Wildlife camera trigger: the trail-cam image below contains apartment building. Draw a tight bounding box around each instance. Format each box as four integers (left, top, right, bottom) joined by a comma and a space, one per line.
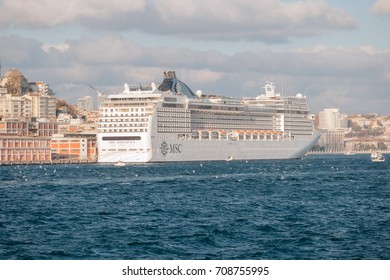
0, 94, 24, 119
0, 92, 56, 121
23, 93, 57, 121
29, 81, 54, 96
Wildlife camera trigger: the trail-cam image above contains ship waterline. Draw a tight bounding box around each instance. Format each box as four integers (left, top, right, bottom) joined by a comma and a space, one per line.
97, 71, 320, 163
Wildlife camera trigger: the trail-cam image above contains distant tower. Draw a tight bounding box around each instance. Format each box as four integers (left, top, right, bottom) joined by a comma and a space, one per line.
84, 96, 93, 111
318, 108, 348, 130
77, 96, 94, 111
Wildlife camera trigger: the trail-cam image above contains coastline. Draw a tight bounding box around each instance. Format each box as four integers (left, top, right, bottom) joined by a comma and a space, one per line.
0, 159, 97, 166
1, 151, 389, 166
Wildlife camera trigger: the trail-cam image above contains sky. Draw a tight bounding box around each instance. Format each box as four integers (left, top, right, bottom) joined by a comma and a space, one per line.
0, 0, 389, 114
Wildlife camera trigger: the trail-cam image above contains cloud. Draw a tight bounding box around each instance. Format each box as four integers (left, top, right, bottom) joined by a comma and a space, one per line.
42, 43, 70, 53
180, 69, 224, 85
64, 34, 145, 65
0, 0, 357, 43
372, 0, 390, 15
1, 35, 389, 114
0, 35, 47, 65
0, 0, 145, 28
147, 0, 357, 42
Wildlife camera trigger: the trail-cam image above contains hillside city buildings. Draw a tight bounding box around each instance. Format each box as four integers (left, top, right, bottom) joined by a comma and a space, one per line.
0, 68, 389, 164
316, 108, 390, 153
0, 69, 97, 164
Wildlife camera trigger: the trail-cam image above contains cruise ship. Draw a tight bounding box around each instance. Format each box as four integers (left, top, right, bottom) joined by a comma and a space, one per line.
97, 71, 320, 163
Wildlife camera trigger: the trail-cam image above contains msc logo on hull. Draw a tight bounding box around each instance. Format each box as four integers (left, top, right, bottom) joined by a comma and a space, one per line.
160, 141, 182, 157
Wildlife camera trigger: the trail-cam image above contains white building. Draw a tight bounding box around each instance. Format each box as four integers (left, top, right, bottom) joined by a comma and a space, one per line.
29, 81, 54, 96
318, 108, 348, 130
0, 94, 24, 119
0, 92, 57, 121
317, 108, 349, 153
23, 93, 57, 121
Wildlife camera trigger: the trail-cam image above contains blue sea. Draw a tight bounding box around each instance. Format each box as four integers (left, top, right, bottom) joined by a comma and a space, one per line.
0, 155, 389, 260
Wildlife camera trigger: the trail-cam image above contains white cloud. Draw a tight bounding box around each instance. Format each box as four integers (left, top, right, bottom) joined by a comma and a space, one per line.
149, 0, 357, 42
65, 34, 145, 65
0, 0, 145, 27
0, 0, 356, 43
372, 0, 390, 15
181, 69, 224, 84
41, 43, 70, 53
312, 88, 352, 109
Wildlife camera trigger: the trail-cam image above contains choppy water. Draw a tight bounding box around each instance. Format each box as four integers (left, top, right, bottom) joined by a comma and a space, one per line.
0, 155, 389, 260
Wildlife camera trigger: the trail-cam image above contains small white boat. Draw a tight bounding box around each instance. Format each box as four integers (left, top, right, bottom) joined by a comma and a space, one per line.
371, 151, 385, 162
114, 160, 126, 166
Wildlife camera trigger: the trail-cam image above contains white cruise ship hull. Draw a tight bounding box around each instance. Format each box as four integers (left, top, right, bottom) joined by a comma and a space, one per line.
150, 134, 320, 162
97, 133, 320, 163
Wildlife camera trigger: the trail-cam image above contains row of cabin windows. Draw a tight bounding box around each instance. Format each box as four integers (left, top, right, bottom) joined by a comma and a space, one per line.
99, 123, 147, 128
99, 118, 148, 122
103, 108, 145, 113
100, 113, 145, 117
99, 129, 147, 133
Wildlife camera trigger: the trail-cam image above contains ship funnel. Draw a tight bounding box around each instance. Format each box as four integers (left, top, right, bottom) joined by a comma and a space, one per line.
158, 70, 196, 98
163, 71, 177, 79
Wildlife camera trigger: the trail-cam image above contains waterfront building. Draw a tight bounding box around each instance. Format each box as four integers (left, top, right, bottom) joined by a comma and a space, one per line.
50, 133, 97, 162
0, 120, 58, 137
317, 108, 349, 153
0, 133, 52, 163
317, 130, 346, 153
0, 119, 57, 163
